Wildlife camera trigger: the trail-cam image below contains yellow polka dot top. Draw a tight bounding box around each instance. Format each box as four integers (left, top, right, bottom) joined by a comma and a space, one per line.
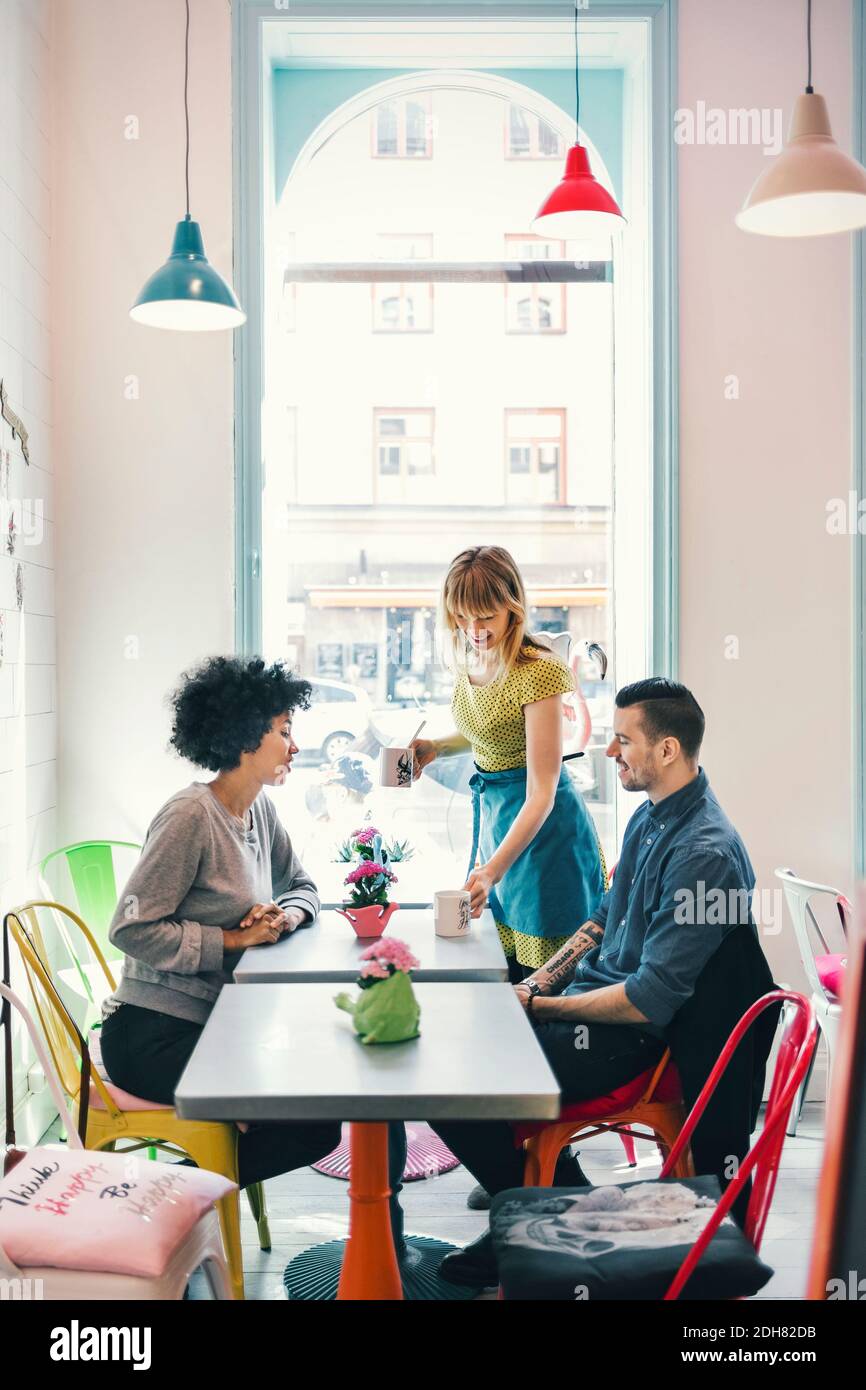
452, 647, 575, 772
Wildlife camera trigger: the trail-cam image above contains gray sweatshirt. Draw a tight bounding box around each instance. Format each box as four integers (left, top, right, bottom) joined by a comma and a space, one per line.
105, 782, 319, 1024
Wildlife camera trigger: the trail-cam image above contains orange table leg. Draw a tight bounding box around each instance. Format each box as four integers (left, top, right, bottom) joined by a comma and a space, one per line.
337, 1121, 403, 1300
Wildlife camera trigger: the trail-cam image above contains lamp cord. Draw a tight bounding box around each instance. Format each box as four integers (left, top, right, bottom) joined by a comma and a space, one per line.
184, 0, 191, 217
806, 0, 814, 93
574, 1, 580, 134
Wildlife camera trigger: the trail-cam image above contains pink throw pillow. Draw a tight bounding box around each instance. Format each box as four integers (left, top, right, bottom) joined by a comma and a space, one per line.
815, 952, 846, 1000
0, 1145, 235, 1278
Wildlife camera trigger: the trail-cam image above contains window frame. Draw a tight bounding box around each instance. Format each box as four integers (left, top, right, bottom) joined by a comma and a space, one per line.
504, 407, 567, 506
372, 407, 436, 503
371, 232, 435, 333
504, 232, 567, 334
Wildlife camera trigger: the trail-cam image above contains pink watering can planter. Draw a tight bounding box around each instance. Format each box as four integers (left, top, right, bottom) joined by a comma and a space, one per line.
336, 902, 401, 938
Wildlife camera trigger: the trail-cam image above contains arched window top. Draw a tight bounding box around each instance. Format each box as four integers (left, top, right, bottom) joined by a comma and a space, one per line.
282, 69, 616, 202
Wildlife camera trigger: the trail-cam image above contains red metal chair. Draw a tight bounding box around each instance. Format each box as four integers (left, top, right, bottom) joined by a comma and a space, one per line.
514, 1047, 693, 1184
662, 989, 817, 1298
495, 990, 816, 1300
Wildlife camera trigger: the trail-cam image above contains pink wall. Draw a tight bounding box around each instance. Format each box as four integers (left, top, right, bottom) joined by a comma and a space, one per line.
52, 0, 236, 839
678, 0, 855, 1000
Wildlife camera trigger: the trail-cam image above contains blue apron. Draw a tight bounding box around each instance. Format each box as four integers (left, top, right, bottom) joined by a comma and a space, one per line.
467, 764, 604, 939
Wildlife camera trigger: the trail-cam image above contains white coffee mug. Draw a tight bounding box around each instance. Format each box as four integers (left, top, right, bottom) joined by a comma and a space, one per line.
434, 890, 472, 937
380, 745, 414, 788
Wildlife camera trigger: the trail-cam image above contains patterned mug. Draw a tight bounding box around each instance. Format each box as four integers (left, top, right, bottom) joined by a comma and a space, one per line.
434, 890, 472, 938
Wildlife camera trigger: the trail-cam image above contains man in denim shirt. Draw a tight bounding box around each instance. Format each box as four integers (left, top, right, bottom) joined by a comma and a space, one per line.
435, 678, 766, 1288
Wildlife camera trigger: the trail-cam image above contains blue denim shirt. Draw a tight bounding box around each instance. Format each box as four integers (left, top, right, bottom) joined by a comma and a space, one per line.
563, 769, 756, 1032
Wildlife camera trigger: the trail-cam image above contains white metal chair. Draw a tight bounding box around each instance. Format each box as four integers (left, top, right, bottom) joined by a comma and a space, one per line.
774, 868, 850, 1135
0, 981, 233, 1300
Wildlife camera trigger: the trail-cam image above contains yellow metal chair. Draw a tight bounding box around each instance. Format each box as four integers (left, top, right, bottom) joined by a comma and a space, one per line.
7, 902, 271, 1300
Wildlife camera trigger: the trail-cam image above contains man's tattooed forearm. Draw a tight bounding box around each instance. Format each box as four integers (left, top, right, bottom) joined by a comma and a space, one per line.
545, 924, 604, 986
545, 945, 578, 986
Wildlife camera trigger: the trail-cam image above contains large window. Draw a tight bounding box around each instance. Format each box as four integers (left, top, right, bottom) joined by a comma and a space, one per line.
248, 20, 660, 877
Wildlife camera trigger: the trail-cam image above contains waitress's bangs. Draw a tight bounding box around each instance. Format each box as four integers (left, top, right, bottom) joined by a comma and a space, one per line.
444, 564, 515, 622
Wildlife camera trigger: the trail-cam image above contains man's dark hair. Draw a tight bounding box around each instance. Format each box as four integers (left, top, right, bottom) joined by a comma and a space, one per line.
615, 678, 705, 760
169, 656, 311, 771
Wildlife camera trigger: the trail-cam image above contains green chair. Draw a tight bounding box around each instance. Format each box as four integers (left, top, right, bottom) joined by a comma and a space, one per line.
40, 840, 141, 966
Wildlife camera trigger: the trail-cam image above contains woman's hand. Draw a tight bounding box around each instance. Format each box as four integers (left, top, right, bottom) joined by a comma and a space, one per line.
279, 906, 307, 934
463, 863, 497, 917
409, 738, 438, 779
225, 901, 300, 950
239, 901, 287, 931
224, 916, 282, 950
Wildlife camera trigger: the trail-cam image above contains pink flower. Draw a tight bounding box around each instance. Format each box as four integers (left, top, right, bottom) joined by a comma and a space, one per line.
359, 936, 419, 975
344, 861, 395, 886
359, 959, 390, 981
352, 826, 380, 845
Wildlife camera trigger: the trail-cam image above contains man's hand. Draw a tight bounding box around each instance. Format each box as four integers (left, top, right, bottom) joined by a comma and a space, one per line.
514, 983, 532, 1011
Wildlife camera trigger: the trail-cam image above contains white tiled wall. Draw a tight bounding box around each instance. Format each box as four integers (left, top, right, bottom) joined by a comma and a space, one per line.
0, 0, 57, 1141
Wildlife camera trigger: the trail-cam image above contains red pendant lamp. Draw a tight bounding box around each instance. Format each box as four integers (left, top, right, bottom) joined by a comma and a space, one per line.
532, 3, 625, 238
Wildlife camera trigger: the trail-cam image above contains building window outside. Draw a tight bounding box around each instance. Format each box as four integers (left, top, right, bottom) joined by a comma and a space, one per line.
505, 234, 566, 333
373, 95, 433, 158
506, 104, 565, 159
372, 233, 434, 332
375, 409, 435, 502
505, 409, 566, 505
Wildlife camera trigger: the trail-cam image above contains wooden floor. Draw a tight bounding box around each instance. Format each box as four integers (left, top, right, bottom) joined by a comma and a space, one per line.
185, 1103, 825, 1301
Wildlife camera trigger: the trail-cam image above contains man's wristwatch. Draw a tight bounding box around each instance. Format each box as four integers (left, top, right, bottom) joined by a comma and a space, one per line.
525, 979, 542, 997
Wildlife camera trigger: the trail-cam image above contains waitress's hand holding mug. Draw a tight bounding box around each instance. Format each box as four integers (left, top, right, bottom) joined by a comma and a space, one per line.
464, 862, 497, 917
409, 737, 438, 779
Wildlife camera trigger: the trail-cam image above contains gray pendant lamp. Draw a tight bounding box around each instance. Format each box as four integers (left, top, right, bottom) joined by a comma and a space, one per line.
736, 0, 866, 237
130, 0, 245, 330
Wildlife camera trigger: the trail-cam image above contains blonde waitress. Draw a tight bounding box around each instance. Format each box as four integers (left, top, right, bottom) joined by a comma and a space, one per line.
412, 546, 605, 983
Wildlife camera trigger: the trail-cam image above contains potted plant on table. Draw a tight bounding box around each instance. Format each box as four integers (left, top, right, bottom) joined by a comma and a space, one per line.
334, 937, 421, 1044
337, 837, 400, 937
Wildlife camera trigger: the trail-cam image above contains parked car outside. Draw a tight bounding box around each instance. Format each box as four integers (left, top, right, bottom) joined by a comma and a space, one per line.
293, 678, 372, 763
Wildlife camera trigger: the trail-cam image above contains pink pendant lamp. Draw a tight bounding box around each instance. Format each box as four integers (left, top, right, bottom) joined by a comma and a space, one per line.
533, 3, 625, 239
737, 0, 866, 237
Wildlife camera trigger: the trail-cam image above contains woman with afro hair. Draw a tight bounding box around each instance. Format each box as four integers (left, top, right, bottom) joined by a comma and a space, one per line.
99, 655, 342, 1189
